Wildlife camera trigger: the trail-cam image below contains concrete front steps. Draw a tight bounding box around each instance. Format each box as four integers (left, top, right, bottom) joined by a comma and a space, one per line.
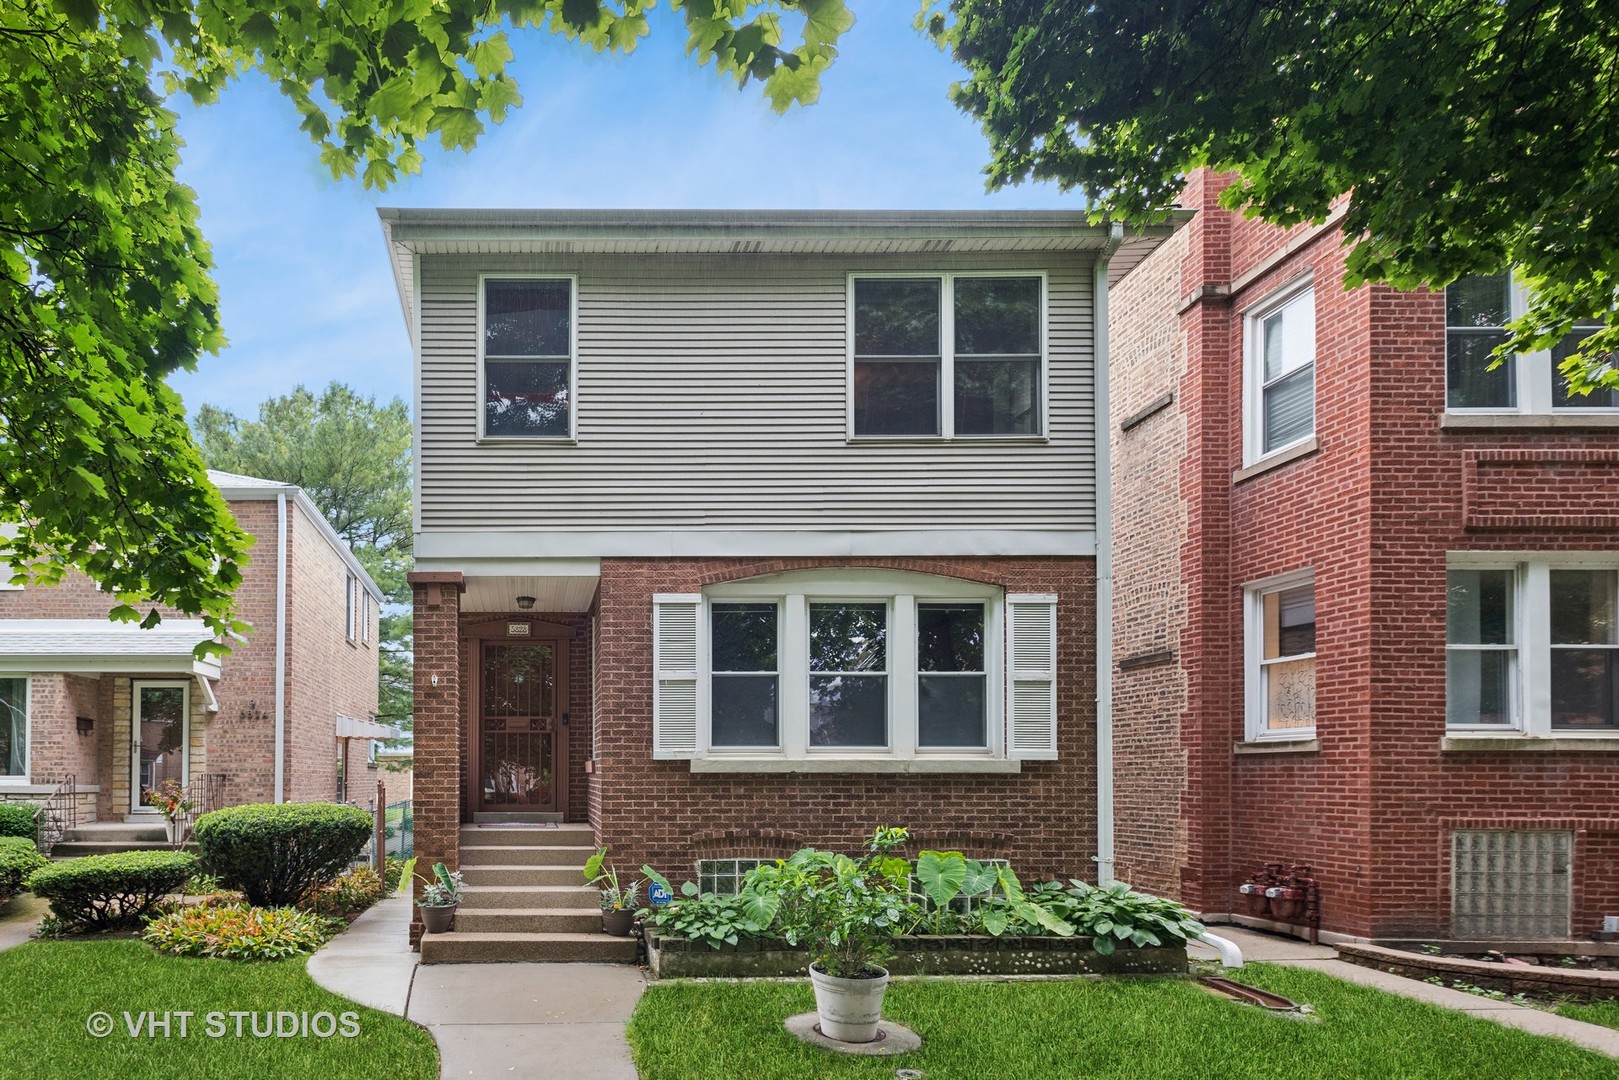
419, 818, 637, 964
52, 821, 177, 858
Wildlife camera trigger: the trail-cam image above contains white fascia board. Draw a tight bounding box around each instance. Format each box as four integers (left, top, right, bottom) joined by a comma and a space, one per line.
0, 655, 221, 679
413, 530, 1097, 563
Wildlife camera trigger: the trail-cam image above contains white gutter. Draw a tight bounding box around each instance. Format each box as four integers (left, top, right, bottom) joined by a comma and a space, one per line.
274, 491, 288, 804
1094, 221, 1124, 886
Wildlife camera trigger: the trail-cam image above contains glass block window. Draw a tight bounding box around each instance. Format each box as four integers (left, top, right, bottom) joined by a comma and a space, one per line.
1452, 830, 1571, 939
696, 858, 769, 896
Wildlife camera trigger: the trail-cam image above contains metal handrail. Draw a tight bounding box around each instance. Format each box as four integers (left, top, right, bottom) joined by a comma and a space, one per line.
33, 774, 77, 855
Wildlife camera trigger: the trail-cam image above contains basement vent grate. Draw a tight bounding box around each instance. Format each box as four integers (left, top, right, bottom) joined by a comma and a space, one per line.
1451, 830, 1572, 939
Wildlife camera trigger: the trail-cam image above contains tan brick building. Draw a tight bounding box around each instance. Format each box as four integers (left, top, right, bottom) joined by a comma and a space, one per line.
1109, 169, 1619, 941
0, 471, 391, 822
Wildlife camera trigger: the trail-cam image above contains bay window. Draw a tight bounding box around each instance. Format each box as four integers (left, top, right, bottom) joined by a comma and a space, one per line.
653, 571, 1057, 766
1447, 556, 1619, 734
851, 273, 1044, 439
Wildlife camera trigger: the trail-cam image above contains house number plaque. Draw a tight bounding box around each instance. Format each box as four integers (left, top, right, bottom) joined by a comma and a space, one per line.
507, 622, 531, 637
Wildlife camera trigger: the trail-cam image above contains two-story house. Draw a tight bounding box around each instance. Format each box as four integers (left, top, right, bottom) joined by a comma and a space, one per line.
0, 470, 392, 838
1109, 170, 1619, 942
381, 209, 1176, 952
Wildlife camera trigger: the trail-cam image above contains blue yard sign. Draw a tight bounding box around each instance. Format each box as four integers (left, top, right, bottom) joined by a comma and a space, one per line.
648, 882, 673, 906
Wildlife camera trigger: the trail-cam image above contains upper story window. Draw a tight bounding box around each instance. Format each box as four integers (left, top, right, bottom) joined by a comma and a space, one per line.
1447, 556, 1619, 734
1244, 281, 1316, 464
1446, 274, 1618, 412
361, 590, 372, 646
851, 274, 1044, 439
1244, 571, 1317, 741
651, 570, 1059, 765
345, 573, 358, 643
481, 277, 575, 439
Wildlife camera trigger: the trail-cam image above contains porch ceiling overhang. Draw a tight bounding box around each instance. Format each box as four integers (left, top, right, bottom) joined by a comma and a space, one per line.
0, 619, 221, 679
336, 714, 404, 740
462, 574, 599, 613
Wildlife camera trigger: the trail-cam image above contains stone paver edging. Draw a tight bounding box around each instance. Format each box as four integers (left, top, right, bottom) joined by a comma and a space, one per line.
1337, 942, 1619, 1002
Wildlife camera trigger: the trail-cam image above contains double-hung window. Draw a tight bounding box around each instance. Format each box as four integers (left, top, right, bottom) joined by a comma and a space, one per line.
1446, 273, 1618, 412
1244, 282, 1316, 463
851, 274, 1044, 438
1244, 573, 1317, 740
652, 571, 1058, 765
344, 573, 358, 643
481, 277, 576, 439
1447, 556, 1619, 734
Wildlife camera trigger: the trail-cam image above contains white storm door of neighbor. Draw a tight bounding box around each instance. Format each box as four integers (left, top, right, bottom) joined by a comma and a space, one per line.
132, 681, 189, 813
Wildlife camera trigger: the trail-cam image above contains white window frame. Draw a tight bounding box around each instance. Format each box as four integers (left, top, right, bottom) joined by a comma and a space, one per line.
345, 573, 358, 643
1448, 551, 1619, 737
0, 674, 29, 784
361, 590, 372, 647
1242, 277, 1317, 467
698, 570, 1007, 762
1445, 274, 1619, 415
1444, 564, 1523, 731
845, 271, 1048, 442
1243, 568, 1317, 742
476, 273, 580, 443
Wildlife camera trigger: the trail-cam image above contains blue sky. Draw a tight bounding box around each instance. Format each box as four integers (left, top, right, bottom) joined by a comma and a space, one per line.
166, 5, 1076, 418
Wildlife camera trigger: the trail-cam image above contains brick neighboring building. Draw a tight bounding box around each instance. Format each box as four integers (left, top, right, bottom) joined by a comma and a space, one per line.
1109, 169, 1619, 941
382, 209, 1176, 948
0, 471, 391, 821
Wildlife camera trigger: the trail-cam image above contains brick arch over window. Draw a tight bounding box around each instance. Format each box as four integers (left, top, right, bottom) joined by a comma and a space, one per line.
691, 558, 1011, 592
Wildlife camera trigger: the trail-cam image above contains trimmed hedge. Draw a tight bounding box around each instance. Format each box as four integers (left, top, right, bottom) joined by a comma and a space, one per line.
26, 850, 196, 929
0, 803, 38, 842
194, 803, 373, 907
0, 836, 47, 905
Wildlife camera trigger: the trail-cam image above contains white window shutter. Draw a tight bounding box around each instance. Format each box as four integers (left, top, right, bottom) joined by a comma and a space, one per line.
1006, 594, 1058, 760
652, 594, 702, 759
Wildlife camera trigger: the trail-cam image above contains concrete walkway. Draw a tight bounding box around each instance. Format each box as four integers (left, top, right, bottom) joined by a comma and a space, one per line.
0, 893, 47, 952
1190, 926, 1619, 1059
307, 895, 646, 1079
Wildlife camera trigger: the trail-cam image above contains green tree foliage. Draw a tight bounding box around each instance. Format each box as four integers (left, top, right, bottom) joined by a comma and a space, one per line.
928, 0, 1619, 394
195, 384, 414, 728
2, 0, 852, 640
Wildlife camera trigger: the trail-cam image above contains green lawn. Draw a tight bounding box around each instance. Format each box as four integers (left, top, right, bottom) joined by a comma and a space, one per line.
1557, 998, 1619, 1033
628, 965, 1619, 1080
0, 939, 437, 1080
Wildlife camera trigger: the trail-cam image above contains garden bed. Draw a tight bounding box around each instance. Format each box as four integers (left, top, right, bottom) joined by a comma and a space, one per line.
1338, 943, 1619, 1002
646, 930, 1186, 979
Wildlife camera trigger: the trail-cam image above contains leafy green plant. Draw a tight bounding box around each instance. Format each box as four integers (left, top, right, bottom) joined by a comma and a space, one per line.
25, 850, 196, 930
584, 847, 644, 912
192, 802, 373, 906
384, 855, 412, 895
416, 863, 463, 908
912, 850, 1008, 935
0, 803, 38, 842
143, 902, 340, 961
0, 835, 47, 905
300, 867, 385, 918
1027, 879, 1204, 956
640, 879, 771, 949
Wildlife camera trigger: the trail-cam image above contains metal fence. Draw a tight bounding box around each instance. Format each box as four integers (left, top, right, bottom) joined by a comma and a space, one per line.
352, 778, 412, 872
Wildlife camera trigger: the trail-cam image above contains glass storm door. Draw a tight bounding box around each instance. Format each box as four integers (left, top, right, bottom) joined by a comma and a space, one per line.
132, 682, 188, 813
479, 643, 559, 810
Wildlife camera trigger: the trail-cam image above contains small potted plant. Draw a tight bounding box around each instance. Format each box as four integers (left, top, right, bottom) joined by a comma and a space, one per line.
583, 847, 643, 936
767, 827, 912, 1043
142, 779, 195, 849
416, 862, 464, 934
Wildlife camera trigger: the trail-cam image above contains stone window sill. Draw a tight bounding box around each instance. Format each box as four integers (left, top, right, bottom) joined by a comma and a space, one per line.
1233, 739, 1320, 756
689, 757, 1023, 775
1233, 437, 1320, 484
1442, 735, 1619, 753
1440, 413, 1619, 431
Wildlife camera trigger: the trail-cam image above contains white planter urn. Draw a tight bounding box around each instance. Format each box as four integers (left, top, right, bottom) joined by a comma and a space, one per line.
809, 962, 889, 1043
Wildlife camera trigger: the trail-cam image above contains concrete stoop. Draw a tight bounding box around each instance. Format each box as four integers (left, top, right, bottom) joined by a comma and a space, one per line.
420, 820, 637, 964
51, 822, 179, 858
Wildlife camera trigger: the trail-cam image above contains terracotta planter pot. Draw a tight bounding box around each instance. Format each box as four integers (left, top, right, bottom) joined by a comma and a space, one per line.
420, 904, 457, 934
602, 908, 635, 936
809, 963, 889, 1043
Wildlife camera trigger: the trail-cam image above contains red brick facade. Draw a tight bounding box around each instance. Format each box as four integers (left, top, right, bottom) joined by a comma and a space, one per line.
0, 490, 382, 819
1110, 169, 1619, 939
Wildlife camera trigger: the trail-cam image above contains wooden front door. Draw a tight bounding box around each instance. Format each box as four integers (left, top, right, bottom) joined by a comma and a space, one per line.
476, 640, 566, 812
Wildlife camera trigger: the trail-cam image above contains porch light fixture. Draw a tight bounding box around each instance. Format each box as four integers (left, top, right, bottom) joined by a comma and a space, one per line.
516, 595, 536, 610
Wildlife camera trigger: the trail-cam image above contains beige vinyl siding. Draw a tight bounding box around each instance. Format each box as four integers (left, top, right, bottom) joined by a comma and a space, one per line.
418, 251, 1095, 532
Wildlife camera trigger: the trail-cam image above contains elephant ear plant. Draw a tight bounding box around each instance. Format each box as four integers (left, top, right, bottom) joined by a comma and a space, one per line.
914, 849, 1076, 938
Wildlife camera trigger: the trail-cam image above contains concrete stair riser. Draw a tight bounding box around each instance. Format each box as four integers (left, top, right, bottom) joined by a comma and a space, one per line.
460, 865, 590, 887
471, 812, 564, 824
419, 932, 637, 965
458, 845, 594, 867
459, 825, 594, 845
62, 825, 168, 843
453, 908, 605, 933
459, 885, 601, 910
51, 841, 192, 858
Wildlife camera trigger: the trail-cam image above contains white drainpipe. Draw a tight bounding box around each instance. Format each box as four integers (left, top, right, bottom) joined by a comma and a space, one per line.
1094, 222, 1123, 885
1195, 930, 1246, 968
274, 490, 288, 803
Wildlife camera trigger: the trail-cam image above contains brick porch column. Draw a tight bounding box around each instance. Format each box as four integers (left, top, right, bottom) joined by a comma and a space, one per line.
408, 571, 464, 946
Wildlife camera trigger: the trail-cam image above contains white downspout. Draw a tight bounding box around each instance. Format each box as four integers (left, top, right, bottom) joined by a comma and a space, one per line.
1094, 221, 1124, 886
274, 490, 288, 803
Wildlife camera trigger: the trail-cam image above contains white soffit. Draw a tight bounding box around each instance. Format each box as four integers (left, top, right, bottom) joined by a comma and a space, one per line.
336, 714, 405, 741
462, 575, 599, 614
